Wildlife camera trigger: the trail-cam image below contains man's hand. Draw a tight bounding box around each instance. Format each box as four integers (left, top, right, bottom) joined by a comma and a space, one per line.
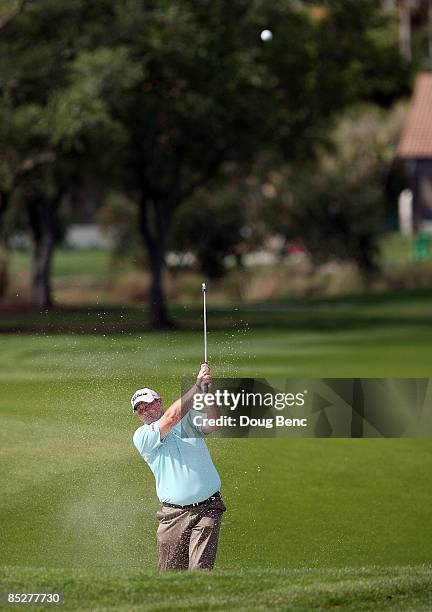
196, 363, 221, 434
159, 364, 212, 439
196, 363, 211, 392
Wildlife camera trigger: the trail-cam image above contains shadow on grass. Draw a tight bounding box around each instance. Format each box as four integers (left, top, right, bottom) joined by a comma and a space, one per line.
0, 288, 432, 334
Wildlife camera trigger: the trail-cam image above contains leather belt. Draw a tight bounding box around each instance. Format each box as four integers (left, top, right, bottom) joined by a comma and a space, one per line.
162, 491, 220, 510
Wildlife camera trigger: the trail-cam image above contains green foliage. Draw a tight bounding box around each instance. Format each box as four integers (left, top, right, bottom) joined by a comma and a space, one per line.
169, 187, 245, 278
260, 103, 406, 272
0, 0, 413, 314
0, 247, 8, 296
290, 173, 383, 271
0, 0, 410, 193
0, 0, 19, 14
0, 92, 47, 192
45, 47, 139, 155
96, 192, 144, 265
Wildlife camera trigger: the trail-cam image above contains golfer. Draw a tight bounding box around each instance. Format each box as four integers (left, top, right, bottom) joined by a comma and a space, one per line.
131, 363, 226, 571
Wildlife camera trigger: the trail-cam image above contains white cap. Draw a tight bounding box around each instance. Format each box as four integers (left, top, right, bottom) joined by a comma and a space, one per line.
131, 388, 160, 412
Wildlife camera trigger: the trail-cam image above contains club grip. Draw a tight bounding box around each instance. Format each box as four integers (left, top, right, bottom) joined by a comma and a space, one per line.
203, 360, 209, 394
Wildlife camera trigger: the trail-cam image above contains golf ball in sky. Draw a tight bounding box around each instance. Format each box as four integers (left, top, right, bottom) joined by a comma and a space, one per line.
260, 29, 273, 42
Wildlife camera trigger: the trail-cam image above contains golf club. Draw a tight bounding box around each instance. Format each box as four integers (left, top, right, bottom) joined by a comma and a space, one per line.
202, 282, 209, 393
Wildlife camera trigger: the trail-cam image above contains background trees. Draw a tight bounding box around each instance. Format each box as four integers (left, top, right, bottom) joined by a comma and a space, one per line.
0, 0, 417, 323
255, 103, 407, 274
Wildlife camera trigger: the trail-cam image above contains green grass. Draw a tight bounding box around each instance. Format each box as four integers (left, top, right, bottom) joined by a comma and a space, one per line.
1, 292, 432, 609
379, 234, 414, 264
10, 249, 131, 279
1, 288, 432, 377
7, 233, 422, 280
1, 565, 431, 610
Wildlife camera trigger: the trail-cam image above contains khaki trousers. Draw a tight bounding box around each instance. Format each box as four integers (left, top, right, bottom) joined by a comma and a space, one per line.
156, 494, 226, 570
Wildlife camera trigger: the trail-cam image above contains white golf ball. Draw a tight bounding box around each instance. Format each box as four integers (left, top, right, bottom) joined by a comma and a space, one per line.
260, 29, 273, 42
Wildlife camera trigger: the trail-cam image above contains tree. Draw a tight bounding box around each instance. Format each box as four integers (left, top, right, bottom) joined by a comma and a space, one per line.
0, 0, 409, 321
169, 185, 245, 279
100, 0, 405, 326
0, 1, 128, 306
0, 92, 59, 305
0, 0, 31, 31
259, 103, 406, 273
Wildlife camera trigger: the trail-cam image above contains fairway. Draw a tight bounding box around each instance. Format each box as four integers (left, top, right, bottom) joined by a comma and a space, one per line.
1, 566, 431, 611
4, 0, 432, 605
1, 295, 432, 609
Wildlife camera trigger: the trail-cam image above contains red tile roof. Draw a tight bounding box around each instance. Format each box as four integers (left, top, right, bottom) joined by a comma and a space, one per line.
398, 73, 432, 158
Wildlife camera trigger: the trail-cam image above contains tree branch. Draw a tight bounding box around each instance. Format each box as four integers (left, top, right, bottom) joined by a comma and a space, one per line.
137, 197, 156, 250
19, 151, 56, 174
0, 0, 31, 31
0, 191, 10, 227
177, 147, 230, 203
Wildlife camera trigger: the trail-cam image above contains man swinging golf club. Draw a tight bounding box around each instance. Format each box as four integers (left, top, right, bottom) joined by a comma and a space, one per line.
131, 284, 226, 571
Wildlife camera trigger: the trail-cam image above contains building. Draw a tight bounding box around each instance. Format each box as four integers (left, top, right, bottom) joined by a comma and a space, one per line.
397, 72, 432, 232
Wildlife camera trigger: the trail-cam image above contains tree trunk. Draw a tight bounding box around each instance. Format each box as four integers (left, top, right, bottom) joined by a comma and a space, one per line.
148, 240, 171, 329
0, 191, 10, 236
399, 0, 412, 62
27, 197, 57, 308
356, 233, 379, 281
138, 197, 173, 329
31, 233, 54, 307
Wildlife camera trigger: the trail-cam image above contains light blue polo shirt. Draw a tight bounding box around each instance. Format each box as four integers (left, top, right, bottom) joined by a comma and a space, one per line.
133, 410, 221, 506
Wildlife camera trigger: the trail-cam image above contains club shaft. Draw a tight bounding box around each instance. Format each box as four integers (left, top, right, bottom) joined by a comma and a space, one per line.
202, 283, 208, 394
203, 288, 208, 364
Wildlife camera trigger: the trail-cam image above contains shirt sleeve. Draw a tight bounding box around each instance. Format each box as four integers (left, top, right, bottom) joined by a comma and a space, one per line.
182, 409, 208, 437
133, 421, 164, 458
